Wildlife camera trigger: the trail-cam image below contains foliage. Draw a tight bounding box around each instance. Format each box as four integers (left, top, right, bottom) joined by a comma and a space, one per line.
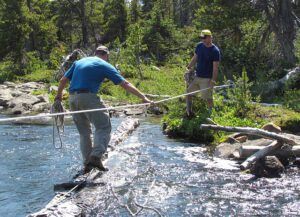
162, 99, 214, 143
0, 57, 17, 83
227, 67, 257, 117
20, 68, 53, 83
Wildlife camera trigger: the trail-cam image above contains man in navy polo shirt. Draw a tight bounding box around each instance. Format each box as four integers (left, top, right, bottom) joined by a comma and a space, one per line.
186, 29, 220, 117
55, 46, 151, 172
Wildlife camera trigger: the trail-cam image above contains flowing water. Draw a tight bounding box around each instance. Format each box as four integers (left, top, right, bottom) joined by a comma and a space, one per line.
0, 116, 299, 217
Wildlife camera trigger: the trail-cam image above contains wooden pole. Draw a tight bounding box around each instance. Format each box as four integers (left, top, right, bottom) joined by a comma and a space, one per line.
235, 145, 300, 159
200, 124, 298, 145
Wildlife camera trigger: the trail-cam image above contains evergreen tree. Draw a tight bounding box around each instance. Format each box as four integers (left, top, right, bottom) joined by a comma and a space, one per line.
102, 0, 127, 43
129, 0, 141, 23
26, 0, 58, 59
0, 0, 31, 73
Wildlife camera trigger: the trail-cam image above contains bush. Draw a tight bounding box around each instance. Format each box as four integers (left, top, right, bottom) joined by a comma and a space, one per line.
162, 99, 214, 143
0, 57, 17, 83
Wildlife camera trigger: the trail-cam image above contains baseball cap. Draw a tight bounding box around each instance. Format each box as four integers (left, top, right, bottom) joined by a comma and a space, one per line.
96, 45, 109, 54
200, 29, 212, 38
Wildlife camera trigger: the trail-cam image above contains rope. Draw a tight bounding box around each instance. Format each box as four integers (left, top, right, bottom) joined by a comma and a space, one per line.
50, 100, 65, 149
0, 84, 232, 124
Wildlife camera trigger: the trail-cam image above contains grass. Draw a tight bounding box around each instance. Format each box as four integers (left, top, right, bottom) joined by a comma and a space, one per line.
101, 65, 186, 104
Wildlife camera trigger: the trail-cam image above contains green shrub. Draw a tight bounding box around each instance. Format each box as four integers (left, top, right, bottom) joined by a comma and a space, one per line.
162, 99, 214, 143
0, 58, 16, 83
20, 69, 54, 83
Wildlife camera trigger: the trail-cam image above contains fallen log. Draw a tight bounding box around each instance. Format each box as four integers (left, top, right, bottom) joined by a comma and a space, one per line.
200, 124, 299, 146
29, 117, 140, 217
234, 145, 300, 159
240, 140, 283, 170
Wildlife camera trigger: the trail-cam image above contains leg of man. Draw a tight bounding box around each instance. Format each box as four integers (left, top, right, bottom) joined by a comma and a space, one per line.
199, 78, 213, 110
69, 94, 93, 166
186, 77, 201, 116
87, 97, 111, 158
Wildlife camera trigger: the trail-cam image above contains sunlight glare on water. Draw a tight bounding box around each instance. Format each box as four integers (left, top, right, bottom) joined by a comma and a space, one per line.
0, 117, 300, 216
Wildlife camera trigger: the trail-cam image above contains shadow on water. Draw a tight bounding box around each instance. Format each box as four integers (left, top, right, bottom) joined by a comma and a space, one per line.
0, 116, 300, 216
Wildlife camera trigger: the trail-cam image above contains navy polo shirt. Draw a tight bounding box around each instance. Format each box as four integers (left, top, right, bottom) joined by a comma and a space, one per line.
64, 56, 125, 93
195, 42, 220, 78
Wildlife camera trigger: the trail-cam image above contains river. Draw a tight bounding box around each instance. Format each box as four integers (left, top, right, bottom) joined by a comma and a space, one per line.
0, 116, 299, 216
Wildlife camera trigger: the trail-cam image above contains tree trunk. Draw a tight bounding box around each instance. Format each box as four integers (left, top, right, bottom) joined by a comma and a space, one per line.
200, 124, 299, 145
234, 145, 300, 159
80, 0, 88, 48
257, 0, 296, 65
240, 140, 283, 170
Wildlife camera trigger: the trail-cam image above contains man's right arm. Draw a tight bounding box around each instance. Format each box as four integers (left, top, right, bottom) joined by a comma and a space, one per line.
55, 76, 69, 101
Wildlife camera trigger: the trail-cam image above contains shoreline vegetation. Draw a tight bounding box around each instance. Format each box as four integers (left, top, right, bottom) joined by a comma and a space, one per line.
0, 65, 299, 138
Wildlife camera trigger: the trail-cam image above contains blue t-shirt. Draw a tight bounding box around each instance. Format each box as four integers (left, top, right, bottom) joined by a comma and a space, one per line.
64, 56, 125, 93
195, 43, 220, 78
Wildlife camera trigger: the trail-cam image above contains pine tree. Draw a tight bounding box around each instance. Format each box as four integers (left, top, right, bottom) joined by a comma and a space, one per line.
0, 0, 31, 73
102, 0, 127, 43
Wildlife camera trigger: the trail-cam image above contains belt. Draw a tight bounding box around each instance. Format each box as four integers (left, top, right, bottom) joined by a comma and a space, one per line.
70, 89, 91, 94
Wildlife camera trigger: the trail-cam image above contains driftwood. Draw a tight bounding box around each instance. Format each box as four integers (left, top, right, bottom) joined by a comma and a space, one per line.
29, 117, 140, 217
234, 145, 300, 159
200, 124, 299, 145
201, 124, 300, 172
240, 140, 283, 170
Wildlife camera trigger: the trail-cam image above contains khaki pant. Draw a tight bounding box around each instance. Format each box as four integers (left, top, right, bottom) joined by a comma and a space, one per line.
69, 93, 111, 165
186, 77, 213, 100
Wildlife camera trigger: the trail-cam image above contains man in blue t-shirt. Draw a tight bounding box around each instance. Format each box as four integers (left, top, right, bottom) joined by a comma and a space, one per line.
186, 29, 220, 117
55, 46, 151, 173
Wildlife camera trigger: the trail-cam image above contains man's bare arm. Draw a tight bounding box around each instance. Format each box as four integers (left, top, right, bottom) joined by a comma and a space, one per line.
55, 76, 69, 101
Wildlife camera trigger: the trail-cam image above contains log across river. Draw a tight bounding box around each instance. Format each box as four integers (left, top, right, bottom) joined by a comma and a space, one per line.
0, 116, 300, 216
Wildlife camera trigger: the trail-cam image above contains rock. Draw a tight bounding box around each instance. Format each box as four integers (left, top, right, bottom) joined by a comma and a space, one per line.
0, 89, 13, 107
124, 108, 145, 116
49, 85, 58, 93
251, 156, 284, 178
32, 102, 50, 113
235, 136, 248, 143
10, 90, 23, 97
3, 81, 16, 88
262, 123, 282, 133
36, 95, 50, 104
214, 143, 241, 158
225, 133, 248, 143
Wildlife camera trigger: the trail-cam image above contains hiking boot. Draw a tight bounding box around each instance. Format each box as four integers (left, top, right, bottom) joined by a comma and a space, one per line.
87, 155, 107, 171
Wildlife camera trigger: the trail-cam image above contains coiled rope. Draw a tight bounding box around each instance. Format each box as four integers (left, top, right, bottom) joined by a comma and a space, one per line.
50, 100, 65, 149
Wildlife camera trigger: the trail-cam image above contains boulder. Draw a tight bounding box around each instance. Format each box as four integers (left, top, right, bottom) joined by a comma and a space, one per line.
251, 156, 284, 178
262, 123, 282, 133
32, 102, 50, 113
124, 108, 145, 116
0, 89, 13, 107
214, 143, 241, 158
3, 81, 16, 88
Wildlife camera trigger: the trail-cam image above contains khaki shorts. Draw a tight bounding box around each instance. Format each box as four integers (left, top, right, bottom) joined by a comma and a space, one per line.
187, 77, 213, 100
